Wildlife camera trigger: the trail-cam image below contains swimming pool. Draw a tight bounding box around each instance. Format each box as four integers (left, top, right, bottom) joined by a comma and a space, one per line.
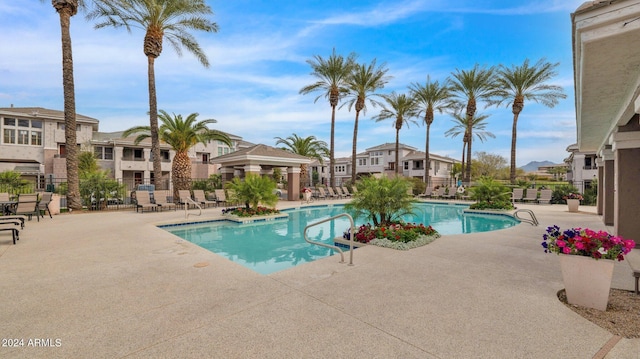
162, 203, 519, 275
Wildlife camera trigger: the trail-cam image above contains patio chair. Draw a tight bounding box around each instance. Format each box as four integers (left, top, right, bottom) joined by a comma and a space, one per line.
511, 188, 524, 203
193, 190, 216, 208
154, 190, 176, 211
432, 187, 445, 199
0, 221, 21, 244
334, 187, 345, 198
178, 190, 195, 209
135, 190, 158, 213
214, 189, 227, 207
341, 186, 352, 198
326, 187, 340, 199
316, 187, 328, 200
537, 189, 553, 204
522, 189, 539, 203
417, 187, 432, 198
0, 215, 27, 229
38, 192, 53, 218
14, 194, 40, 221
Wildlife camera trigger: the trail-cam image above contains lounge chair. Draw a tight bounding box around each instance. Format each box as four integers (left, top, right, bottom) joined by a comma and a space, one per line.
178, 190, 195, 209
135, 190, 158, 213
14, 194, 40, 221
417, 188, 432, 198
0, 221, 21, 244
193, 190, 216, 208
326, 187, 340, 199
511, 188, 524, 203
214, 189, 227, 207
441, 187, 455, 199
341, 186, 352, 198
432, 187, 445, 199
38, 192, 53, 218
537, 189, 553, 204
0, 215, 27, 229
334, 187, 345, 198
154, 190, 176, 211
316, 187, 328, 200
522, 189, 539, 203
350, 186, 358, 194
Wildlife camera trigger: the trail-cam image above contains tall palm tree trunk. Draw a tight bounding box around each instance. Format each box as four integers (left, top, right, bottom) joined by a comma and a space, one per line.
57, 5, 82, 210
395, 126, 400, 175
424, 122, 431, 185
510, 98, 524, 184
351, 110, 361, 184
329, 105, 336, 187
465, 99, 476, 183
148, 56, 163, 189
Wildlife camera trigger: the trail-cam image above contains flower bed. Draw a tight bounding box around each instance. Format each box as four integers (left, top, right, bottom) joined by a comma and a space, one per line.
223, 206, 280, 217
343, 222, 440, 250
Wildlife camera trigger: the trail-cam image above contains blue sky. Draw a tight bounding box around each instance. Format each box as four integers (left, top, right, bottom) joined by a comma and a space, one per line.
1, 0, 583, 166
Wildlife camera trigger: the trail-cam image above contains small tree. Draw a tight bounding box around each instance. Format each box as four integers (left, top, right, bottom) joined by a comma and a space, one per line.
225, 174, 279, 210
0, 170, 30, 194
469, 177, 513, 210
345, 176, 414, 227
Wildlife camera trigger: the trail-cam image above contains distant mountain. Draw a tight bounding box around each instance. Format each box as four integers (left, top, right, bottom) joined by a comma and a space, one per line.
519, 161, 556, 173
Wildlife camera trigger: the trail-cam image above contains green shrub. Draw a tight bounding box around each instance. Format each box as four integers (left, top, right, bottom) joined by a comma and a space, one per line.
345, 176, 414, 227
469, 177, 513, 210
225, 174, 279, 210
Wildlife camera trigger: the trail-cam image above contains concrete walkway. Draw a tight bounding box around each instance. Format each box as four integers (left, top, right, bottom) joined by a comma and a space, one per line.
0, 201, 638, 358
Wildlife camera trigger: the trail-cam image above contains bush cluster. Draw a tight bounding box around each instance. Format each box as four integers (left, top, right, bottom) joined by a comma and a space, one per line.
225, 206, 280, 217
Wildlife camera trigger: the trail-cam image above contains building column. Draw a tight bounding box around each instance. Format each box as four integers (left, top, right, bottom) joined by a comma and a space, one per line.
219, 166, 235, 183
612, 131, 640, 248
599, 148, 614, 226
243, 164, 261, 176
287, 167, 301, 201
595, 158, 603, 215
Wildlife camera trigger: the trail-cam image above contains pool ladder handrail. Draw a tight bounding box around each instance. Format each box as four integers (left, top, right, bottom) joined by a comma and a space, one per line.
513, 209, 538, 226
303, 213, 354, 266
183, 198, 202, 219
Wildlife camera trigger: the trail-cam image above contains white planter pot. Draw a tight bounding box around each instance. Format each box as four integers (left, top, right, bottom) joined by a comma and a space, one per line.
559, 255, 614, 311
303, 192, 311, 202
566, 199, 580, 212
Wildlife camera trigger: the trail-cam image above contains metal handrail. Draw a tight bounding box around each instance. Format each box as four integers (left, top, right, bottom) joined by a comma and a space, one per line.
183, 198, 202, 219
513, 209, 538, 226
303, 213, 354, 266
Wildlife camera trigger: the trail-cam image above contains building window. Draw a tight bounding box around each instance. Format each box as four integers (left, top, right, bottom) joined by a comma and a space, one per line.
2, 117, 41, 146
134, 149, 143, 160
95, 146, 114, 160
218, 147, 223, 156
404, 162, 409, 170
3, 129, 15, 144
358, 158, 367, 166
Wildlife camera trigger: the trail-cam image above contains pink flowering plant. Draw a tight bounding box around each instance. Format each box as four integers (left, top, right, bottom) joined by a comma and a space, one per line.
344, 222, 438, 244
542, 225, 635, 261
226, 206, 280, 217
302, 187, 312, 193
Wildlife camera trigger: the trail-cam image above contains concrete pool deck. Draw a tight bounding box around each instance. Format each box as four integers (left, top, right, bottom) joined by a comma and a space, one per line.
0, 200, 638, 358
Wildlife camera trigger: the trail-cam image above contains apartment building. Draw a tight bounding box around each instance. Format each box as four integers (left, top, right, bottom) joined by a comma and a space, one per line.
0, 107, 242, 189
310, 142, 457, 187
564, 143, 597, 193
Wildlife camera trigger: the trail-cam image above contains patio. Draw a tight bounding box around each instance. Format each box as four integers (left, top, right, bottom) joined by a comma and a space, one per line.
0, 201, 638, 358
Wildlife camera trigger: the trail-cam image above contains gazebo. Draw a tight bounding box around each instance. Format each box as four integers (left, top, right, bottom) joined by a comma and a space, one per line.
213, 144, 312, 201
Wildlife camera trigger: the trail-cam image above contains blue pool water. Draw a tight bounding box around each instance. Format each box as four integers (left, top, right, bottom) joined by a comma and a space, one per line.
162, 203, 518, 275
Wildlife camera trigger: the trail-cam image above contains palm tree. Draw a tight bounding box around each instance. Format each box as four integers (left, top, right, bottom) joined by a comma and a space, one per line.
373, 92, 419, 175
122, 110, 231, 199
409, 76, 453, 186
299, 49, 357, 188
445, 112, 495, 177
492, 59, 566, 183
88, 0, 218, 189
450, 64, 497, 183
274, 134, 329, 188
342, 59, 390, 183
40, 0, 85, 210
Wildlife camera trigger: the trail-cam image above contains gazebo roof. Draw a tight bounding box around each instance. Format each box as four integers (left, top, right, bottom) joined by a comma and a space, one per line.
213, 144, 312, 167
